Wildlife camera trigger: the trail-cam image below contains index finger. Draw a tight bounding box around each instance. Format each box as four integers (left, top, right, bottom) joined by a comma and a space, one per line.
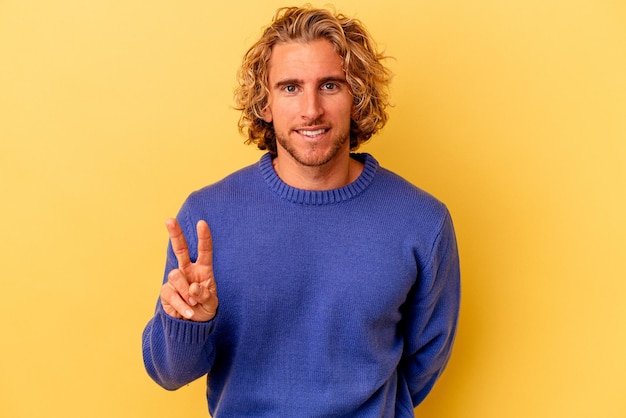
165, 218, 191, 269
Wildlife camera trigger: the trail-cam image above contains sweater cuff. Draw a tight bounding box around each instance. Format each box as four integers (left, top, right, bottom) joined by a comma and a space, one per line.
158, 304, 215, 344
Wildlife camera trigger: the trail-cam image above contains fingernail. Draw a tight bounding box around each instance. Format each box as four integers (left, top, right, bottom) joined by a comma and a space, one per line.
188, 297, 197, 306
184, 309, 194, 318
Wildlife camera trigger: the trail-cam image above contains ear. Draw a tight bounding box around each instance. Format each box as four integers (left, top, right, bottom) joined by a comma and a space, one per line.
262, 106, 273, 123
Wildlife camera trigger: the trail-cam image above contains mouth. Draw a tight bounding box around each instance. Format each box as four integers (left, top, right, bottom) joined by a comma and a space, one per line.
296, 128, 329, 138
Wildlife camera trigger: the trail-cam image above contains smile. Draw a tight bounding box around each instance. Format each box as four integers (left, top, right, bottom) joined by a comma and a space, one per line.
297, 128, 328, 138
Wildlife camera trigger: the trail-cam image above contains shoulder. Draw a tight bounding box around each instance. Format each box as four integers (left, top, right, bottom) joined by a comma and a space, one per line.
356, 155, 453, 244
185, 158, 262, 205
363, 155, 449, 219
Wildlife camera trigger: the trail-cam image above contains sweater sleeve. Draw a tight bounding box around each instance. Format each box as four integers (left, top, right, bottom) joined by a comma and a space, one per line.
401, 210, 461, 406
142, 304, 216, 390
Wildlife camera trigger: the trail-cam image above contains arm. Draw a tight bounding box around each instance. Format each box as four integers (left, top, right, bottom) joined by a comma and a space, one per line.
142, 218, 219, 390
402, 211, 461, 406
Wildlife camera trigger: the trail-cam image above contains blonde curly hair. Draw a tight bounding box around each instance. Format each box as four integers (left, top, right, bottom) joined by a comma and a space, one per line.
234, 5, 391, 154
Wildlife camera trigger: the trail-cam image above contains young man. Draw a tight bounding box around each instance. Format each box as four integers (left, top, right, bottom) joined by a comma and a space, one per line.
143, 6, 460, 417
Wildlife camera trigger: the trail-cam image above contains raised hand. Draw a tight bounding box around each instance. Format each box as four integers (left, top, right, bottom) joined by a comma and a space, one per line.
160, 218, 218, 322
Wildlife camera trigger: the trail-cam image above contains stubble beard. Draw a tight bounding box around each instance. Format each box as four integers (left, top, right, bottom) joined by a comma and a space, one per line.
275, 127, 350, 168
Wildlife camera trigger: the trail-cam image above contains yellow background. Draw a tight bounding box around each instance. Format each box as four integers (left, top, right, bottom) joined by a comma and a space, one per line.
1, 0, 625, 417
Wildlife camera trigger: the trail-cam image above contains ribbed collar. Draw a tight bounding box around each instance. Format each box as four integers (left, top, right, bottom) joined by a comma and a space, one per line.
258, 152, 378, 205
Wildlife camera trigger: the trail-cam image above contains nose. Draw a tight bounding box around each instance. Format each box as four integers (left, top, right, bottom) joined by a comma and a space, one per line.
300, 89, 324, 121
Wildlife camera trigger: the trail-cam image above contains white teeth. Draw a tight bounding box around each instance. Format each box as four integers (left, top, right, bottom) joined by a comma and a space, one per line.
299, 129, 325, 137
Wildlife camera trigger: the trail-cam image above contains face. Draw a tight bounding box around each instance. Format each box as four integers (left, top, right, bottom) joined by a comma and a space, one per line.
263, 39, 354, 168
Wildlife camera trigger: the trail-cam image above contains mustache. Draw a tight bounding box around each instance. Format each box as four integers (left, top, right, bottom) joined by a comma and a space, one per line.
294, 119, 328, 129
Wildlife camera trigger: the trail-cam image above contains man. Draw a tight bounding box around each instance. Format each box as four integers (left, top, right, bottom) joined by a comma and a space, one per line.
142, 6, 460, 417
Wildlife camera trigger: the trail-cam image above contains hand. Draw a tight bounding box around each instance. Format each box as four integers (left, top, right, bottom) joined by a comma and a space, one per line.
160, 218, 218, 322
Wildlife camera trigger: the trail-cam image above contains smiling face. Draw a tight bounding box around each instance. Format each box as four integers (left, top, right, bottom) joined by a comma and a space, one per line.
263, 39, 354, 169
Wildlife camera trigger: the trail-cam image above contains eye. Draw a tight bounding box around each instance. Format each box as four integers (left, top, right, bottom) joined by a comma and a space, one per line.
322, 82, 337, 91
283, 85, 297, 93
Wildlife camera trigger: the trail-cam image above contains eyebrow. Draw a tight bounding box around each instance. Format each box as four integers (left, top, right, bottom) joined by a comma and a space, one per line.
273, 76, 347, 90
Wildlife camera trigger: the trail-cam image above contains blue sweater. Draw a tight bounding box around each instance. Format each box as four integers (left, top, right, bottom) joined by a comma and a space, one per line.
142, 153, 460, 417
